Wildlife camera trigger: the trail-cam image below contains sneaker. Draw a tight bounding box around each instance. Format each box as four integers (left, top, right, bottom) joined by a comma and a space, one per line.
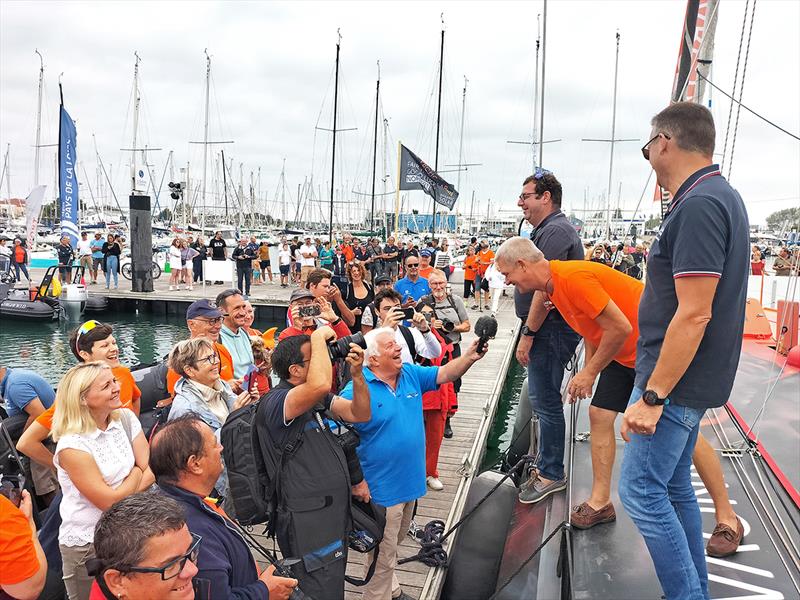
187, 285, 193, 291
706, 516, 743, 557
571, 501, 616, 529
471, 304, 479, 310
407, 520, 424, 544
443, 417, 453, 439
169, 285, 175, 291
427, 476, 444, 491
518, 474, 567, 504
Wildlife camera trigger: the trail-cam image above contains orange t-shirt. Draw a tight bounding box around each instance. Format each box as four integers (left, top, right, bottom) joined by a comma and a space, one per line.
35, 365, 142, 430
14, 246, 25, 263
549, 260, 643, 368
476, 249, 494, 276
341, 244, 355, 263
166, 342, 235, 396
418, 266, 433, 279
0, 495, 40, 585
463, 255, 478, 281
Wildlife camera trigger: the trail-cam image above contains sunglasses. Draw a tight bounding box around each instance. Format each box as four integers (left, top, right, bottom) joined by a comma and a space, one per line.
406, 263, 420, 268
76, 320, 101, 343
533, 166, 552, 179
641, 133, 671, 160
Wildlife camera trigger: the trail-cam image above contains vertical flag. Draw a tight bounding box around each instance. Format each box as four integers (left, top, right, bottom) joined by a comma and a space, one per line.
671, 0, 717, 103
398, 145, 459, 210
59, 101, 80, 246
24, 185, 47, 252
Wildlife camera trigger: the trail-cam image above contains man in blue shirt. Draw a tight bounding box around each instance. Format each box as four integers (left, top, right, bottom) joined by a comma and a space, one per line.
0, 366, 55, 420
90, 232, 105, 284
619, 102, 749, 600
394, 255, 431, 308
339, 327, 487, 600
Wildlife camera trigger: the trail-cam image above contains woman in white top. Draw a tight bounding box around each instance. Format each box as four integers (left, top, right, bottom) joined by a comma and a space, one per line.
168, 237, 183, 291
52, 362, 154, 600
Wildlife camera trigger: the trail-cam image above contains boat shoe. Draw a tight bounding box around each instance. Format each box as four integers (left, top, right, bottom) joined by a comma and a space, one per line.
706, 516, 744, 557
519, 474, 567, 504
571, 501, 616, 529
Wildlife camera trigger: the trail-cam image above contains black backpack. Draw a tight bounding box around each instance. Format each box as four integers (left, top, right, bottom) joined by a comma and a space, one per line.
220, 399, 274, 526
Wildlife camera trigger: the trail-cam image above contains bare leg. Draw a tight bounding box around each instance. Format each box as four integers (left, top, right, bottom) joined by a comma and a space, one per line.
587, 405, 617, 508
693, 434, 738, 529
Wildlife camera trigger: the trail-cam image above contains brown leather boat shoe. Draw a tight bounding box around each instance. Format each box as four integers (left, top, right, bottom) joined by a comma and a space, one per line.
706, 516, 744, 557
571, 501, 617, 529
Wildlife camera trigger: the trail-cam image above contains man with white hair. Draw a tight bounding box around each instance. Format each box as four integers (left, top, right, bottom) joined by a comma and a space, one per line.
338, 327, 487, 600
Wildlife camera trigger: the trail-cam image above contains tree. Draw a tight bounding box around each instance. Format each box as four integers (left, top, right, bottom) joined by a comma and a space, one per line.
645, 214, 662, 230
766, 207, 800, 232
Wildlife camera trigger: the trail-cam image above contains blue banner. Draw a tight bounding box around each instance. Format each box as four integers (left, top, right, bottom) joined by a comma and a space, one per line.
59, 105, 79, 246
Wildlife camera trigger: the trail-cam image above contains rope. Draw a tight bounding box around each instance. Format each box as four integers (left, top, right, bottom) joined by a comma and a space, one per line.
727, 0, 758, 180
720, 0, 750, 172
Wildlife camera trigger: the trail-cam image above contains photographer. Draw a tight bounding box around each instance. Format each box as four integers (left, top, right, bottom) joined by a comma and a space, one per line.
278, 288, 351, 341
260, 328, 370, 600
369, 288, 441, 364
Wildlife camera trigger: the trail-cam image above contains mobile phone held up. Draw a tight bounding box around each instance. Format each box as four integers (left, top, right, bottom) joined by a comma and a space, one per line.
0, 473, 25, 508
394, 306, 416, 320
242, 364, 260, 394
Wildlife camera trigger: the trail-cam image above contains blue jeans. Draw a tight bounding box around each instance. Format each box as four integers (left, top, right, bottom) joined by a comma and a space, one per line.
236, 267, 252, 296
14, 262, 30, 282
527, 316, 581, 481
619, 387, 708, 600
105, 255, 119, 287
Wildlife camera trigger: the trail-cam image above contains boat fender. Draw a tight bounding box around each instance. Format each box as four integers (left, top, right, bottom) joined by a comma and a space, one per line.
442, 470, 518, 600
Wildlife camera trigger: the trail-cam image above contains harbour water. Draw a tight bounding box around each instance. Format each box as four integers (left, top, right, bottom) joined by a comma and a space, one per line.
0, 311, 282, 386
481, 359, 526, 470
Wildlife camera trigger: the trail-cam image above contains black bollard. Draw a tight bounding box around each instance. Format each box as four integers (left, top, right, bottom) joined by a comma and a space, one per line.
129, 195, 153, 292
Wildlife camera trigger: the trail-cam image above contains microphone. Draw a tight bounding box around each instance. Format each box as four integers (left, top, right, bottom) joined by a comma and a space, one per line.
474, 315, 498, 354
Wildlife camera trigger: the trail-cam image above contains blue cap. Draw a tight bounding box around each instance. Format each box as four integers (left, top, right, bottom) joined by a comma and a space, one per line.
420, 248, 434, 258
186, 299, 225, 320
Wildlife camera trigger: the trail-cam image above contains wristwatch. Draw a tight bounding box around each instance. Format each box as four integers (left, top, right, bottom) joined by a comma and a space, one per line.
642, 389, 669, 406
521, 325, 536, 337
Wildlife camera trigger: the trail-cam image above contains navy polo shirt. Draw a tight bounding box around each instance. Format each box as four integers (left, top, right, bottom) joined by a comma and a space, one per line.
635, 164, 749, 410
394, 276, 431, 303
514, 209, 584, 319
339, 364, 439, 507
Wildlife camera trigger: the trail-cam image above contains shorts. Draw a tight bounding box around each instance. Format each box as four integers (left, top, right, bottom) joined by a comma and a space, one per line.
260, 260, 271, 268
31, 459, 59, 495
591, 360, 636, 413
480, 278, 489, 292
92, 257, 103, 269
280, 264, 290, 275
293, 262, 301, 272
385, 262, 399, 278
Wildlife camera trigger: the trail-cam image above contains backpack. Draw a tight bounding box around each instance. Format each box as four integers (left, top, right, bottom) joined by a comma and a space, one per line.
398, 325, 420, 364
220, 399, 273, 526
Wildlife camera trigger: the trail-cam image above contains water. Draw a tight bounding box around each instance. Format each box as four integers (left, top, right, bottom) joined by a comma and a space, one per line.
0, 311, 282, 386
481, 360, 527, 470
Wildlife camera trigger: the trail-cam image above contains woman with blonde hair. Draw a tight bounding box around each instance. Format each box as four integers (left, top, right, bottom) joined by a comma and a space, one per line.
52, 362, 154, 600
343, 260, 374, 331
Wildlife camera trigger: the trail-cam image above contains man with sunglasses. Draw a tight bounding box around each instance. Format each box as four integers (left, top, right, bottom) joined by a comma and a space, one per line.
150, 415, 299, 600
394, 255, 431, 308
514, 168, 584, 504
619, 102, 749, 600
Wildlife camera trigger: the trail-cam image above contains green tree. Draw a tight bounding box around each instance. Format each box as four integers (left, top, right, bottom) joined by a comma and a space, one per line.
645, 214, 662, 230
766, 207, 800, 232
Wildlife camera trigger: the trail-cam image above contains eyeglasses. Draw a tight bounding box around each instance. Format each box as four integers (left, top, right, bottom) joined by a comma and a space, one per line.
519, 192, 539, 201
195, 316, 224, 325
196, 353, 220, 366
123, 533, 202, 580
641, 133, 671, 160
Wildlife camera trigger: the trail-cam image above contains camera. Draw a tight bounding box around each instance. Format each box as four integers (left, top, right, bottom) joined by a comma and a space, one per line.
393, 306, 416, 320
328, 332, 367, 361
298, 304, 322, 318
440, 319, 455, 333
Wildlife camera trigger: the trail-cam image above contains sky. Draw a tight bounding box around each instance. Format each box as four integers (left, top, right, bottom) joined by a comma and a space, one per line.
1, 0, 798, 228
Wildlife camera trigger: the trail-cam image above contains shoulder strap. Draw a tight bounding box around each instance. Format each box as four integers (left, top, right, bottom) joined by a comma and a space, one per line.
119, 409, 134, 443
398, 326, 418, 362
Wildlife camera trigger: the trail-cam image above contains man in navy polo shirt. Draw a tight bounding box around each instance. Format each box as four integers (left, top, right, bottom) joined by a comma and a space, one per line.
619, 102, 749, 600
339, 327, 487, 600
394, 255, 431, 307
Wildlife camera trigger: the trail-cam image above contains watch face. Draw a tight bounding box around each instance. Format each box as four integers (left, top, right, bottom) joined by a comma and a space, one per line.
643, 390, 661, 405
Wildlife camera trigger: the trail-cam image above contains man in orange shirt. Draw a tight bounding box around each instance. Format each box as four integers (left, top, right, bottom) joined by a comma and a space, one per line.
496, 237, 741, 541
474, 240, 494, 310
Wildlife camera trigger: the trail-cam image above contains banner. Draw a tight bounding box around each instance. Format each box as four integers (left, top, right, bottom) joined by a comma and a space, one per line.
398, 145, 458, 210
59, 104, 80, 246
671, 0, 718, 103
24, 185, 47, 252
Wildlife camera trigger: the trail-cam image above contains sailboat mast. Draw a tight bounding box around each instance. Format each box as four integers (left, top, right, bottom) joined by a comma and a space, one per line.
606, 31, 621, 239
201, 49, 211, 236
456, 76, 467, 193
130, 52, 140, 194
538, 1, 548, 167
432, 20, 445, 234
329, 31, 341, 243
369, 62, 380, 234
221, 149, 228, 221
280, 159, 286, 226
532, 17, 540, 171
34, 50, 44, 187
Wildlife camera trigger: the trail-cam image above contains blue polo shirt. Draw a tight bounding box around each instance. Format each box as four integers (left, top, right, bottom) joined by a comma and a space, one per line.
394, 276, 431, 303
90, 238, 104, 259
0, 368, 56, 417
339, 364, 439, 506
635, 164, 749, 409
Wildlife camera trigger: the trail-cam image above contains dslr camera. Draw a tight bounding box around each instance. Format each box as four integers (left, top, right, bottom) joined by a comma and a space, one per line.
328, 332, 368, 361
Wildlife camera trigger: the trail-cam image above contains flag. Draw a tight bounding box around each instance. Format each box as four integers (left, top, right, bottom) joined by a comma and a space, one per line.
24, 185, 47, 252
59, 104, 80, 246
398, 145, 459, 210
671, 0, 718, 103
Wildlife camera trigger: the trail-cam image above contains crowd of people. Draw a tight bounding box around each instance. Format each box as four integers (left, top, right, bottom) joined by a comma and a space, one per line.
0, 102, 761, 600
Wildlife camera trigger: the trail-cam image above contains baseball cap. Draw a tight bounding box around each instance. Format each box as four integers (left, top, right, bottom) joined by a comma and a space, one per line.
420, 248, 434, 258
290, 288, 315, 303
374, 274, 391, 285
186, 299, 225, 320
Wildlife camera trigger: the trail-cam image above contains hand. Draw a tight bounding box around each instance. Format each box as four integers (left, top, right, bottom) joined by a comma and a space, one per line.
401, 297, 416, 308
18, 489, 34, 527
289, 304, 302, 324
346, 343, 365, 376
353, 307, 362, 316
621, 399, 664, 442
233, 390, 256, 410
384, 307, 404, 329
326, 284, 342, 302
311, 324, 337, 342
249, 383, 260, 402
411, 311, 429, 332
515, 335, 532, 367
431, 318, 444, 331
316, 297, 338, 322
260, 564, 298, 600
230, 378, 244, 394
467, 337, 488, 360
351, 479, 371, 502
566, 368, 597, 403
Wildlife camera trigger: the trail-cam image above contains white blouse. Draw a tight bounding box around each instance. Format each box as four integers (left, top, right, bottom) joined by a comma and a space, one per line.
54, 409, 141, 547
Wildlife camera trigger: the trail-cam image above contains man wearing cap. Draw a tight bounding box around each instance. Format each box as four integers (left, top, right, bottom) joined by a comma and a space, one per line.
299, 236, 318, 287
217, 289, 255, 379
166, 299, 237, 396
279, 288, 352, 341
90, 232, 105, 284
418, 249, 434, 279
394, 255, 431, 308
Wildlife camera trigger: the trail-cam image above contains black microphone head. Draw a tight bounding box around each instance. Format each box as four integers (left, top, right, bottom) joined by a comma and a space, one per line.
474, 315, 498, 339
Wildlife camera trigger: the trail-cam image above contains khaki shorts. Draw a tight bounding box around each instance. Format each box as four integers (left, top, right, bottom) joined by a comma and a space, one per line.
31, 460, 59, 495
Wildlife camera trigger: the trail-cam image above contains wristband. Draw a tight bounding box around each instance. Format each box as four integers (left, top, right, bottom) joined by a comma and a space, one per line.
331, 317, 342, 326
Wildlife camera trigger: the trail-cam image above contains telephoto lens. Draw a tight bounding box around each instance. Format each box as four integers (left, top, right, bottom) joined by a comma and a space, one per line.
327, 332, 367, 361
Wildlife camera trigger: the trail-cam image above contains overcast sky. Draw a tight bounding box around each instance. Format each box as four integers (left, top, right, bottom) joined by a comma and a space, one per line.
1, 0, 798, 228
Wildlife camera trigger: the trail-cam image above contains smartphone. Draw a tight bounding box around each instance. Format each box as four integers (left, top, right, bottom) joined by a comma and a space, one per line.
298, 304, 322, 318
242, 364, 260, 394
394, 306, 416, 320
0, 473, 25, 508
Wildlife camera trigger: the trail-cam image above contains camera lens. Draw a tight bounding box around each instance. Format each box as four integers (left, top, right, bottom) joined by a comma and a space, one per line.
328, 332, 367, 361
